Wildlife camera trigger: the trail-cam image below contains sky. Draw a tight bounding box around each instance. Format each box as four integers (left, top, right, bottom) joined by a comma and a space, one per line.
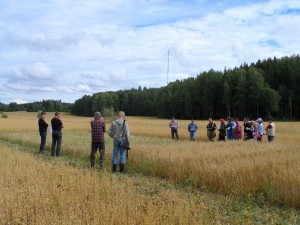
0, 0, 299, 104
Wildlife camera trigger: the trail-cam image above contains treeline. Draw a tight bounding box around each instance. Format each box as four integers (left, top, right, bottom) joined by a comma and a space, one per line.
70, 55, 299, 120
0, 100, 72, 113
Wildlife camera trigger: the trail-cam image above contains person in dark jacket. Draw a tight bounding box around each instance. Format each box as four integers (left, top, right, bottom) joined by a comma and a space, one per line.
38, 112, 48, 153
218, 118, 226, 141
206, 118, 217, 142
243, 117, 253, 140
51, 112, 64, 157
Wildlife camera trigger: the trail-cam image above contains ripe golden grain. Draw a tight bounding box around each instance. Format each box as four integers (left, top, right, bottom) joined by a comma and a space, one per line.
1, 112, 300, 209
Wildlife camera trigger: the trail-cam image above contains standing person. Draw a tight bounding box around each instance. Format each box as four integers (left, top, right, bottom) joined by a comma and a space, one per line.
169, 116, 179, 140
50, 112, 64, 157
243, 117, 253, 140
233, 118, 242, 140
38, 112, 48, 154
206, 118, 217, 142
218, 118, 226, 141
108, 111, 130, 173
256, 118, 264, 142
90, 112, 106, 168
226, 117, 235, 140
265, 119, 275, 142
188, 119, 198, 141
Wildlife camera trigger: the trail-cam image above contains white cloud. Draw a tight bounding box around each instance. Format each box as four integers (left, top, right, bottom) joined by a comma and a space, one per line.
20, 62, 54, 79
12, 99, 28, 104
5, 33, 84, 51
0, 0, 299, 103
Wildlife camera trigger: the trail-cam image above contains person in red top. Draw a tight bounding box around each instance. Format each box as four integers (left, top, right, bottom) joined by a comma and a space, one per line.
233, 118, 242, 140
90, 112, 106, 168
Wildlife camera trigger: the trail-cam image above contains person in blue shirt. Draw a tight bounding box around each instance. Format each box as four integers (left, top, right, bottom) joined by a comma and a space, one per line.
226, 117, 236, 140
188, 119, 198, 141
255, 118, 264, 141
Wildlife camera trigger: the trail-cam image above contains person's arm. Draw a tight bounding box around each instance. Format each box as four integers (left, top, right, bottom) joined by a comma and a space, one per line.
108, 122, 114, 138
42, 119, 48, 128
125, 121, 130, 141
103, 122, 106, 133
213, 123, 216, 130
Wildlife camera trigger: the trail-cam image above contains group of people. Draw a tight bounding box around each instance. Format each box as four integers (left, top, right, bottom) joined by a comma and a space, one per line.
38, 112, 64, 157
38, 111, 130, 173
169, 117, 276, 142
38, 112, 275, 172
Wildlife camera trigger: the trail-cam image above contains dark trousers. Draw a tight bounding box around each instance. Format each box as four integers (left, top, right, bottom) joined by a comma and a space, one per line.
51, 131, 62, 156
268, 136, 274, 142
218, 135, 226, 142
171, 128, 178, 140
90, 142, 105, 167
39, 131, 47, 153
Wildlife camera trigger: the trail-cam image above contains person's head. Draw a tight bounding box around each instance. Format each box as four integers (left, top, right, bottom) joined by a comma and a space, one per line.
256, 118, 263, 124
268, 118, 272, 124
227, 117, 231, 121
118, 111, 125, 119
234, 118, 239, 122
244, 117, 249, 122
41, 112, 46, 119
220, 118, 224, 123
191, 119, 194, 123
55, 112, 61, 118
208, 118, 212, 122
171, 116, 175, 121
94, 111, 101, 119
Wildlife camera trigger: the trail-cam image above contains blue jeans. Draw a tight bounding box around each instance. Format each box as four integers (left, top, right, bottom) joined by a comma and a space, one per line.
39, 131, 47, 153
51, 131, 62, 156
112, 139, 126, 165
227, 130, 233, 140
189, 132, 196, 140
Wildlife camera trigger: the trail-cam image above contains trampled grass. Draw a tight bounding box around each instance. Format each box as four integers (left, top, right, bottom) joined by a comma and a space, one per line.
0, 111, 300, 223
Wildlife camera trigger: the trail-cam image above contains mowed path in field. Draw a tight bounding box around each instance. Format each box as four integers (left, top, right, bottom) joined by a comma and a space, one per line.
0, 112, 300, 224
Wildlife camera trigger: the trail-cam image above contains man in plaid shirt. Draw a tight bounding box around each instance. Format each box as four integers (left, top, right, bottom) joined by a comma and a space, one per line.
90, 112, 106, 168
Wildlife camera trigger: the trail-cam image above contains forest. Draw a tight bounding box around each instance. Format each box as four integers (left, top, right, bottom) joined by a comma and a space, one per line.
1, 55, 299, 120
71, 55, 300, 120
0, 100, 72, 113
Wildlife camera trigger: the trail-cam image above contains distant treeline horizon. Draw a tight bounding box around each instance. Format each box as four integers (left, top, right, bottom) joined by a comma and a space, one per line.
0, 100, 72, 113
1, 55, 300, 120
